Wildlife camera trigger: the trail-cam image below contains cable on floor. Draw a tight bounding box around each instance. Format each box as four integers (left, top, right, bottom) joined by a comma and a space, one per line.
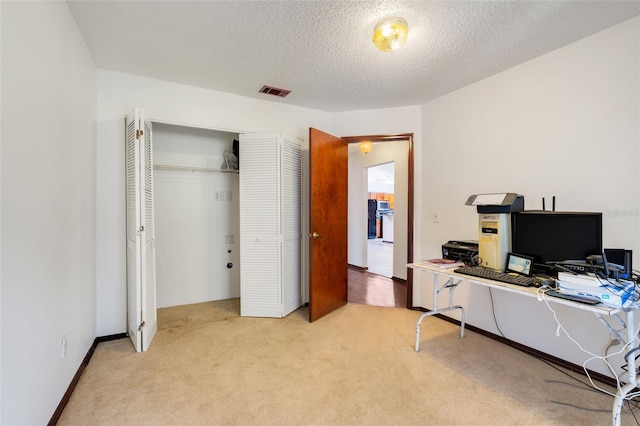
488, 286, 640, 422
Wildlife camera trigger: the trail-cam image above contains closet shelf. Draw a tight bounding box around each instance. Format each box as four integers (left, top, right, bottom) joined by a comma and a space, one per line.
153, 164, 239, 174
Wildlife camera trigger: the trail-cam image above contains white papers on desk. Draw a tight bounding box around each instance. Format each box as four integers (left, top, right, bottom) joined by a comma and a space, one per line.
420, 259, 465, 269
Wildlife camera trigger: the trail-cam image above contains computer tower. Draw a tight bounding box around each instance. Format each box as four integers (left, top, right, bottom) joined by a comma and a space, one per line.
478, 213, 511, 271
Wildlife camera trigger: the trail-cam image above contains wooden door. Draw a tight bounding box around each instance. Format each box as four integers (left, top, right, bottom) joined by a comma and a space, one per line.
309, 128, 348, 321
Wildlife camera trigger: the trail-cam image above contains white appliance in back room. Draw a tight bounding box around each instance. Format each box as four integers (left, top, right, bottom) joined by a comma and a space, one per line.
377, 200, 394, 243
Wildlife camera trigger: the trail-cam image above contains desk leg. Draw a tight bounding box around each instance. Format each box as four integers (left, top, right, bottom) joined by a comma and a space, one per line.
612, 309, 636, 426
415, 306, 465, 352
613, 382, 635, 426
415, 274, 465, 352
450, 279, 466, 339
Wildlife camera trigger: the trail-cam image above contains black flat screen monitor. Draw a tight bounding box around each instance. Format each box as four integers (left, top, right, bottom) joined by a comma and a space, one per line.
511, 211, 603, 268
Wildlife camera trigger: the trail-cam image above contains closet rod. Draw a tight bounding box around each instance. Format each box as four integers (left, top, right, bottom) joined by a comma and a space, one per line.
153, 164, 239, 174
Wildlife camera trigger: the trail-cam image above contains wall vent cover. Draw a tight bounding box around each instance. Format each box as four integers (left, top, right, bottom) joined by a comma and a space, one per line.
259, 85, 291, 98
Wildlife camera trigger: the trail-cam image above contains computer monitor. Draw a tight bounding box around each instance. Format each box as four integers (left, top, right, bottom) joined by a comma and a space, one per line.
505, 252, 534, 276
511, 211, 603, 270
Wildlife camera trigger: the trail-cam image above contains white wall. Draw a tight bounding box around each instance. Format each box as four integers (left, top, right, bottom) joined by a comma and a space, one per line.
348, 141, 410, 280
416, 17, 640, 377
1, 3, 4, 419
1, 2, 97, 424
153, 123, 240, 308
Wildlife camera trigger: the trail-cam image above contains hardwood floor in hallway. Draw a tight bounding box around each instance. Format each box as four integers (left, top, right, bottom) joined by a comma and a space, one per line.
367, 238, 393, 277
347, 267, 407, 308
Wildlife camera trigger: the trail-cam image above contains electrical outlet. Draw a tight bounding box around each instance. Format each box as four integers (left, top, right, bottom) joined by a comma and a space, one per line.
214, 191, 222, 201
433, 210, 441, 223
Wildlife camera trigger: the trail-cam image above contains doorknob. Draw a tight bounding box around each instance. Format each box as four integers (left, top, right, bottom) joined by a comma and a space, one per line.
311, 232, 324, 240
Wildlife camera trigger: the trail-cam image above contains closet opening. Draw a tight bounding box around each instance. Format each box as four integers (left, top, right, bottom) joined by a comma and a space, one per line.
152, 122, 241, 324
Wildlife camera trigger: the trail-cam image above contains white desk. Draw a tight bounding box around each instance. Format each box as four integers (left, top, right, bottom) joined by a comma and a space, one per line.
408, 262, 638, 426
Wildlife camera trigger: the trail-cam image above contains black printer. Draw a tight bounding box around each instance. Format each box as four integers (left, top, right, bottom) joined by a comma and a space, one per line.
441, 240, 479, 265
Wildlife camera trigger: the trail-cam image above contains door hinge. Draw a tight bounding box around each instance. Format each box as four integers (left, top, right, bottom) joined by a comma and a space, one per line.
138, 321, 145, 331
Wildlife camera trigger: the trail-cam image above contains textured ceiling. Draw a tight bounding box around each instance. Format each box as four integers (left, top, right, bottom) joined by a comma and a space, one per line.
67, 1, 640, 112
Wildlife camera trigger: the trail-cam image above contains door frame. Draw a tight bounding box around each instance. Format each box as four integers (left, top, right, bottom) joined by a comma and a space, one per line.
342, 133, 414, 309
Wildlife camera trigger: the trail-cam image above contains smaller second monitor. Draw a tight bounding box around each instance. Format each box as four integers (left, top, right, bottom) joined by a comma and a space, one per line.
505, 252, 535, 276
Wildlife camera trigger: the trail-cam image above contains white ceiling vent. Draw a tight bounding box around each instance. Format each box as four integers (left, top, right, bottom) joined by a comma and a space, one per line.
259, 85, 291, 98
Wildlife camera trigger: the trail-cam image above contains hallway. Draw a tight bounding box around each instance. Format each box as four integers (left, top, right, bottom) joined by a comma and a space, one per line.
348, 267, 406, 308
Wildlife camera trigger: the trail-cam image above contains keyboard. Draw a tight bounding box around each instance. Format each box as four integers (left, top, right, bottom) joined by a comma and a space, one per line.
454, 266, 535, 287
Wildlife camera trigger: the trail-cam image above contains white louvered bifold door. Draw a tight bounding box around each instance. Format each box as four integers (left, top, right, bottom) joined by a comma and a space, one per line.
125, 108, 157, 352
239, 133, 301, 317
141, 119, 157, 350
280, 136, 302, 316
240, 134, 281, 317
126, 110, 142, 352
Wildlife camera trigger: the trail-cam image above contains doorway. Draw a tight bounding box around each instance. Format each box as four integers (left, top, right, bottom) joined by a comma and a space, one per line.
343, 134, 414, 309
366, 162, 394, 278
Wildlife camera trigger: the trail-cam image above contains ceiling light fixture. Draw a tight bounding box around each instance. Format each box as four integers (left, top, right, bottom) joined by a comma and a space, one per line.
373, 17, 409, 52
359, 141, 373, 154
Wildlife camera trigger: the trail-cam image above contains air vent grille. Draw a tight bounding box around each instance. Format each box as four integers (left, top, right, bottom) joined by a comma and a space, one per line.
259, 85, 291, 98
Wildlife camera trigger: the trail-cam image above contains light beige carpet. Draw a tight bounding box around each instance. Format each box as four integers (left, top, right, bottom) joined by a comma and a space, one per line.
58, 300, 631, 425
